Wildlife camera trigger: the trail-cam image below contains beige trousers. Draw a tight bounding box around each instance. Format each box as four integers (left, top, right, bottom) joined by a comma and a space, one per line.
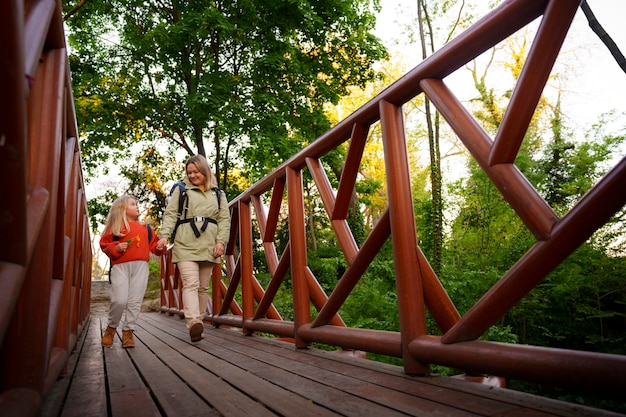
176, 261, 214, 329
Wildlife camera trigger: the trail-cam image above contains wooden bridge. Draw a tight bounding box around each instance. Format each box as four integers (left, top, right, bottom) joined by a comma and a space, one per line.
2, 0, 625, 416
39, 282, 621, 417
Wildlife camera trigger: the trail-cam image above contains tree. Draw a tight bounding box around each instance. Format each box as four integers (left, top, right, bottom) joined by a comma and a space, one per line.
412, 0, 478, 273
63, 0, 388, 226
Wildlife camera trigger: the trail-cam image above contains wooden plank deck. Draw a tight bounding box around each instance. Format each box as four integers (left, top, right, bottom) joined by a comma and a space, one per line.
41, 284, 623, 417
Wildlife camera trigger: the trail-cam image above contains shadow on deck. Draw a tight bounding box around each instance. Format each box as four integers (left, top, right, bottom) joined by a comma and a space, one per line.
39, 282, 622, 417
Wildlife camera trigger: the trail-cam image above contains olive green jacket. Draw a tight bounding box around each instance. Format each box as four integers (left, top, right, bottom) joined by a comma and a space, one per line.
159, 179, 230, 264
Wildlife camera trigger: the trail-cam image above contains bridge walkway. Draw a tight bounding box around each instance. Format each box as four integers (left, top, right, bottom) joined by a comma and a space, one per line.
40, 283, 619, 417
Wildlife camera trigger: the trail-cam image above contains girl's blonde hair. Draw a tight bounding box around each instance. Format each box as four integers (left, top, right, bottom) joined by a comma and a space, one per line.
186, 154, 218, 189
103, 195, 135, 237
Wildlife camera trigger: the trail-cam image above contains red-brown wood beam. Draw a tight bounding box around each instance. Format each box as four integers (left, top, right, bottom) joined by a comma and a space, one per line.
304, 267, 345, 327
51, 138, 75, 369
263, 178, 285, 242
287, 167, 310, 348
421, 78, 558, 240
334, 123, 369, 220
416, 243, 462, 334
306, 157, 359, 264
252, 194, 267, 237
306, 156, 336, 215
1, 0, 28, 265
243, 318, 295, 339
412, 335, 626, 396
225, 204, 238, 255
23, 0, 56, 76
380, 100, 428, 374
210, 263, 223, 315
490, 0, 581, 165
299, 324, 402, 358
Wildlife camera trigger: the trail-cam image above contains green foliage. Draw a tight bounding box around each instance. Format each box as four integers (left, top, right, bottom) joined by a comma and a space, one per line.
534, 108, 626, 214
506, 244, 626, 353
482, 325, 518, 344
414, 198, 435, 261
340, 275, 399, 332
339, 241, 399, 332
308, 245, 347, 294
347, 202, 367, 247
446, 166, 535, 272
87, 189, 119, 234
86, 146, 181, 232
64, 0, 388, 228
439, 266, 502, 314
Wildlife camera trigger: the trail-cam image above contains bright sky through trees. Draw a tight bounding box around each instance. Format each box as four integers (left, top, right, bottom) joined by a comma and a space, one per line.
373, 0, 626, 135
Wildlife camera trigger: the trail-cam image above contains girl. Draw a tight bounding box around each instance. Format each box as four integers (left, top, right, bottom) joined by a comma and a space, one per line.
99, 195, 166, 348
157, 155, 230, 342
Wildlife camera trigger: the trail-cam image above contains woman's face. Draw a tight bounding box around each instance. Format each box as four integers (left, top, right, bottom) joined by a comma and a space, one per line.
186, 163, 206, 187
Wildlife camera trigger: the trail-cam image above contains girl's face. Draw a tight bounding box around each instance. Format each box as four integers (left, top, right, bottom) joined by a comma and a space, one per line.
125, 198, 140, 221
186, 163, 206, 187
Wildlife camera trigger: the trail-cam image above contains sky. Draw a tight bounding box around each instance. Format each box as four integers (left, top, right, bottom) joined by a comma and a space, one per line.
372, 0, 626, 136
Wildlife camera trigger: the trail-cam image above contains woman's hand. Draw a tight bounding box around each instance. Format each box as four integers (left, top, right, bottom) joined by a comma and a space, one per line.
213, 242, 225, 258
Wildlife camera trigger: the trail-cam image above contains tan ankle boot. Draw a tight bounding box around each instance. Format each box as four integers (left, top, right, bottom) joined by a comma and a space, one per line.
122, 329, 135, 348
101, 326, 116, 347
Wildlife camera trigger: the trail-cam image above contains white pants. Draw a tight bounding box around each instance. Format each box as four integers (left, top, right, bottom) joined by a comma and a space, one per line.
177, 261, 214, 329
107, 260, 149, 331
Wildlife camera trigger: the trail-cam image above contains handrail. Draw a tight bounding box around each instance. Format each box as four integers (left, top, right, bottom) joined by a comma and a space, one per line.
0, 1, 92, 416
161, 0, 626, 396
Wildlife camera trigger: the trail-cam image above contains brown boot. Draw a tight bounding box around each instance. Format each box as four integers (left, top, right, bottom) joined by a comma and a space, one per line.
122, 329, 135, 348
101, 326, 116, 347
189, 322, 203, 342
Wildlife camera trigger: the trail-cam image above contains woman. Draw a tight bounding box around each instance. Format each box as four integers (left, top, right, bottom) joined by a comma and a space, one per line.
158, 155, 230, 342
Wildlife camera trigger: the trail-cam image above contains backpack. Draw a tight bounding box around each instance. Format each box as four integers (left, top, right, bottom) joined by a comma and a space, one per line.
168, 181, 222, 240
108, 224, 153, 282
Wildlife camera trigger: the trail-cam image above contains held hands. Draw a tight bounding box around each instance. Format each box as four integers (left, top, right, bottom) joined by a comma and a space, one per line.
156, 237, 168, 251
151, 238, 222, 255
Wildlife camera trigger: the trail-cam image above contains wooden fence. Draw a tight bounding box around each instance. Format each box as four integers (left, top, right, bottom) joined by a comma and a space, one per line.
161, 0, 626, 398
0, 0, 92, 415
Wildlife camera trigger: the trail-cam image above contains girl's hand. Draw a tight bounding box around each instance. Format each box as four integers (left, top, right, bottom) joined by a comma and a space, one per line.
116, 242, 129, 253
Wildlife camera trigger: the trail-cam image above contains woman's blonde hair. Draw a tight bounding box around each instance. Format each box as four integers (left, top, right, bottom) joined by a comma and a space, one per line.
103, 195, 134, 237
186, 154, 218, 189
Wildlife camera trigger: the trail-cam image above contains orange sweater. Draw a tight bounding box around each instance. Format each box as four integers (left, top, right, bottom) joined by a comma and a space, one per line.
100, 222, 165, 265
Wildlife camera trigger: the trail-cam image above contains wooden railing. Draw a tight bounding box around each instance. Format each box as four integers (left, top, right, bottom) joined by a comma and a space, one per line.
161, 0, 626, 397
0, 1, 92, 415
